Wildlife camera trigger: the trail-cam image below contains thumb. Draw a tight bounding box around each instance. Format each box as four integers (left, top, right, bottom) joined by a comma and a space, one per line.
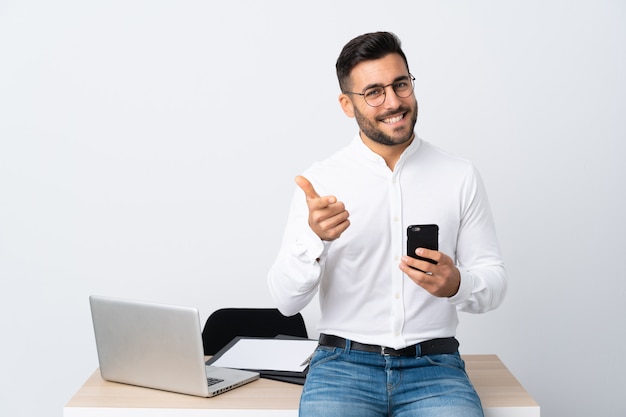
295, 175, 320, 200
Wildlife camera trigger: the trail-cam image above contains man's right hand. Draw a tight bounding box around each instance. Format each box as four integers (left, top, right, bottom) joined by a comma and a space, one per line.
295, 175, 350, 241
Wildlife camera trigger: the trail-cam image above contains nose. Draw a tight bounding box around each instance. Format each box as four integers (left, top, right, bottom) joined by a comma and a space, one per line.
382, 85, 403, 108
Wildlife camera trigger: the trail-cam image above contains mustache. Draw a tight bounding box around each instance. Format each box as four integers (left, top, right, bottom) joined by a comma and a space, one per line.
378, 106, 412, 119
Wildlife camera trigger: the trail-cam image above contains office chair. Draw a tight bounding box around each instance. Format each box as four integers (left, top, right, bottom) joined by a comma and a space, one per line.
202, 308, 308, 355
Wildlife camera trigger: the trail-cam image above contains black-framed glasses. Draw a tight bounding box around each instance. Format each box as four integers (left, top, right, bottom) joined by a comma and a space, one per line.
343, 74, 415, 107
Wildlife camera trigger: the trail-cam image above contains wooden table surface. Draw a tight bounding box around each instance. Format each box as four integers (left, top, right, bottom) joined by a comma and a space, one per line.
65, 354, 539, 416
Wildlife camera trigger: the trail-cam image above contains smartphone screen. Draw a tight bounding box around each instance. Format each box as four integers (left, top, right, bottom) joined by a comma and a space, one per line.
407, 224, 439, 264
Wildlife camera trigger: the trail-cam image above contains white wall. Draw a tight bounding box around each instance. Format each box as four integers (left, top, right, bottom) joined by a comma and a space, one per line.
1, 1, 624, 416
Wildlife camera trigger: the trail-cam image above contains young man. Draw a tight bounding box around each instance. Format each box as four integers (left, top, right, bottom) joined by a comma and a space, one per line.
268, 31, 507, 417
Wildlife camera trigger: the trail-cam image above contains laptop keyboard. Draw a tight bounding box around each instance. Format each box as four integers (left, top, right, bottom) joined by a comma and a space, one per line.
207, 377, 224, 387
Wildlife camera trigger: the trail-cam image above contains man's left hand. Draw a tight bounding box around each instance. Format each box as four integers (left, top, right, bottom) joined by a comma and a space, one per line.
400, 248, 461, 298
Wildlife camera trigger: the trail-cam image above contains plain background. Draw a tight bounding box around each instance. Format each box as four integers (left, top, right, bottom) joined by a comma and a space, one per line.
1, 1, 624, 416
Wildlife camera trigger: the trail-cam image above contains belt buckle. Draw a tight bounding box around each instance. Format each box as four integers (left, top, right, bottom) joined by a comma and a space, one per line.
381, 346, 395, 356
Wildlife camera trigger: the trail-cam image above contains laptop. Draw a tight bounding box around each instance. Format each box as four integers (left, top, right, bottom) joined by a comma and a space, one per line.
89, 295, 260, 397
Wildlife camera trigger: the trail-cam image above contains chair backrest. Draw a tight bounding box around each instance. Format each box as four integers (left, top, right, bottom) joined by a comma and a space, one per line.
201, 308, 308, 355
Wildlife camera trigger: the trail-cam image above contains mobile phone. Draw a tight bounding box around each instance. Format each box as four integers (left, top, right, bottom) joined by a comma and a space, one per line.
407, 224, 439, 264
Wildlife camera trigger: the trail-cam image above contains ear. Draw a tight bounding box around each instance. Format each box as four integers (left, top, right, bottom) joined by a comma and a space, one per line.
338, 93, 355, 118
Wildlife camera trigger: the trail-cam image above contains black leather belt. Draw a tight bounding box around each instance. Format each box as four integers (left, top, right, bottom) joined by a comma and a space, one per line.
319, 333, 459, 357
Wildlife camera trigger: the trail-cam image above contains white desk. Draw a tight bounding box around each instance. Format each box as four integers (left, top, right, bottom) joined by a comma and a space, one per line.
64, 354, 539, 417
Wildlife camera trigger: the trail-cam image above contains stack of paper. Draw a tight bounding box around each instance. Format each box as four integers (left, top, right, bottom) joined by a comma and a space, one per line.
206, 336, 318, 384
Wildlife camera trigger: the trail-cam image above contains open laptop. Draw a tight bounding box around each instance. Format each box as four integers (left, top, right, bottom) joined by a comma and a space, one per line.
89, 295, 259, 397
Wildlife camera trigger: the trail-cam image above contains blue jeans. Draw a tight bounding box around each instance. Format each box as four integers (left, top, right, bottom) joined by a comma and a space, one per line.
300, 340, 483, 417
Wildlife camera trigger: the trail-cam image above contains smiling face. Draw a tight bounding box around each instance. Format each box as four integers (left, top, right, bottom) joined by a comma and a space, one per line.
339, 53, 418, 151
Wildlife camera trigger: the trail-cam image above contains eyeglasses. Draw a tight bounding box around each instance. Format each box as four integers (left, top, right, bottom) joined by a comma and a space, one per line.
343, 74, 415, 107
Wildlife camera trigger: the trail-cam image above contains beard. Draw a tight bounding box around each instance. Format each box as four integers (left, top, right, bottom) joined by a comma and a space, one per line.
353, 101, 418, 147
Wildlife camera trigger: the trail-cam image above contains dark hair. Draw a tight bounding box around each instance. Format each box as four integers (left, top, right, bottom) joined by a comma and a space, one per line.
336, 31, 410, 93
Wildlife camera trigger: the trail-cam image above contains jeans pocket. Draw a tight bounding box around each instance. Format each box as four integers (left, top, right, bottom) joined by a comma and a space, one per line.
309, 346, 343, 370
423, 352, 465, 370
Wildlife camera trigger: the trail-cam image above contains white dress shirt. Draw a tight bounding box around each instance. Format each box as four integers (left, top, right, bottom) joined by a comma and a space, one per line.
268, 135, 507, 349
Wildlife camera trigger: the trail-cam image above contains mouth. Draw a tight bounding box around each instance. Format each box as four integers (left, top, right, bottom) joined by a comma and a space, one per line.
380, 112, 406, 125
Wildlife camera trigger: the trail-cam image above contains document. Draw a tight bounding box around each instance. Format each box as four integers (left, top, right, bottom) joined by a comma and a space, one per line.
207, 337, 318, 373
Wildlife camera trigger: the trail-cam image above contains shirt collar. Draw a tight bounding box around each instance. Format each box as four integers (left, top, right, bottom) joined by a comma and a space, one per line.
350, 133, 423, 167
